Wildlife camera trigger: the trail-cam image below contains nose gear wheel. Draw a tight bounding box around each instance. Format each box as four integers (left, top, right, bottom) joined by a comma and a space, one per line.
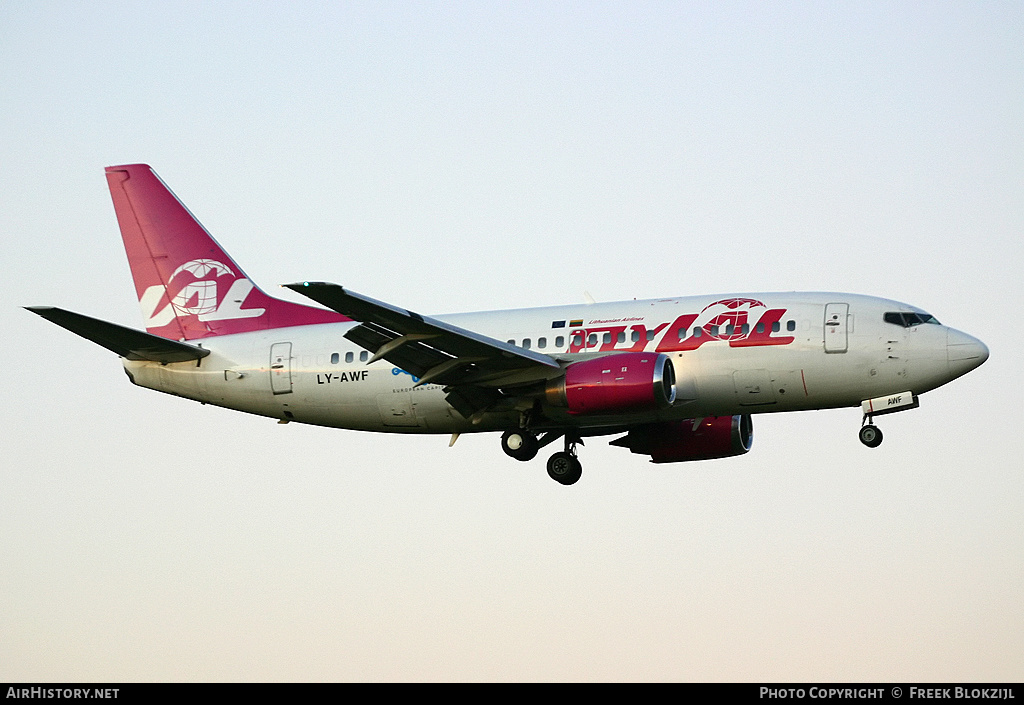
858, 422, 883, 448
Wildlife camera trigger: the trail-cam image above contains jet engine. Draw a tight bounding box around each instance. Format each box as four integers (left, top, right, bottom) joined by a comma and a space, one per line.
545, 352, 676, 415
610, 415, 753, 463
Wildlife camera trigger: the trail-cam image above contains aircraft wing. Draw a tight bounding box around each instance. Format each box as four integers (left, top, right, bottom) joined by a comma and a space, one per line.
284, 282, 562, 416
26, 307, 211, 364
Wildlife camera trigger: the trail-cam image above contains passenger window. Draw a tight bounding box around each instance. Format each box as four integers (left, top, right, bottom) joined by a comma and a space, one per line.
710, 326, 719, 336
345, 352, 354, 363
571, 335, 582, 347
359, 351, 368, 362
507, 339, 515, 345
646, 330, 655, 341
771, 321, 780, 333
588, 334, 598, 348
725, 324, 734, 335
331, 352, 339, 364
756, 322, 765, 334
631, 330, 640, 342
787, 320, 796, 332
741, 324, 749, 334
538, 337, 547, 349
523, 338, 531, 350
556, 336, 565, 348
603, 333, 612, 345
692, 328, 702, 338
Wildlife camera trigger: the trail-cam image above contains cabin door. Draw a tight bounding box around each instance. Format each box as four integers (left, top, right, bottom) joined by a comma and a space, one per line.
824, 303, 849, 353
270, 342, 293, 394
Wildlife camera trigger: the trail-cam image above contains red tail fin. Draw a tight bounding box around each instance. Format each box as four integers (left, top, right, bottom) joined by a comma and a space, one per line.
105, 164, 348, 339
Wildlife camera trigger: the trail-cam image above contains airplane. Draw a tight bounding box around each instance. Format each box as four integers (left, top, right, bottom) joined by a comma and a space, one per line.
27, 164, 989, 485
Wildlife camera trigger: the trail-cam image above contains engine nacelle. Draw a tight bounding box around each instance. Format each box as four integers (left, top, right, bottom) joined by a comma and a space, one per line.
610, 415, 753, 463
545, 352, 676, 415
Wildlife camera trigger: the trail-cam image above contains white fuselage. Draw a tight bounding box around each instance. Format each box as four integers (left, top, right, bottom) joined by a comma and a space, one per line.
122, 292, 984, 435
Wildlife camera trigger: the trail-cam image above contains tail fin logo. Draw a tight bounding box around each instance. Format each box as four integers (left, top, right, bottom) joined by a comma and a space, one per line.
169, 259, 234, 315
140, 258, 265, 328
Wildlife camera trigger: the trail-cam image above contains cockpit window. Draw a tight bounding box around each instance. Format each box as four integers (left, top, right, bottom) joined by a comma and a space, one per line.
884, 312, 941, 327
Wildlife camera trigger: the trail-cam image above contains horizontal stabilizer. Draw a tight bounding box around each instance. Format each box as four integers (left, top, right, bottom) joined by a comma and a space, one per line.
26, 307, 211, 364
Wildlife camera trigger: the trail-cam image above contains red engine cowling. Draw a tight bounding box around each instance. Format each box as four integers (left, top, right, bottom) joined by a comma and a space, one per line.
610, 415, 753, 463
545, 352, 676, 415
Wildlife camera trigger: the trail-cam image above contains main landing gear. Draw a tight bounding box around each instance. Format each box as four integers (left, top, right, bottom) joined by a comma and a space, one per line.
859, 418, 884, 448
500, 429, 583, 485
546, 445, 582, 486
500, 429, 539, 461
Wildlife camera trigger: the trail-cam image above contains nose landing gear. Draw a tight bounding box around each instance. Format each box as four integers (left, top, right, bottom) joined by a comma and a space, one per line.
858, 391, 918, 448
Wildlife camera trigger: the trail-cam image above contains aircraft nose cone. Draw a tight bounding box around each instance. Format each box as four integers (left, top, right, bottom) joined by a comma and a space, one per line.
947, 328, 989, 378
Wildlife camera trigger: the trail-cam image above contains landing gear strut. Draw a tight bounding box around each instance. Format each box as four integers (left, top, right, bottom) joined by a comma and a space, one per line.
859, 418, 883, 448
546, 433, 583, 485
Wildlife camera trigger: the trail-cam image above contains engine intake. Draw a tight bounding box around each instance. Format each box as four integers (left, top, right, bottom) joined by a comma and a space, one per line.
610, 415, 753, 463
546, 352, 676, 415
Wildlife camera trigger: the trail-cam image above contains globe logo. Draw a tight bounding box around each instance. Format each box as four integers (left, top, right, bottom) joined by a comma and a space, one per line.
168, 259, 235, 316
700, 297, 765, 313
699, 298, 767, 341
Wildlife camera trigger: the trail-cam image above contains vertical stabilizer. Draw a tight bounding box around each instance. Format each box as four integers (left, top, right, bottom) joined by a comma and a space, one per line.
105, 164, 348, 340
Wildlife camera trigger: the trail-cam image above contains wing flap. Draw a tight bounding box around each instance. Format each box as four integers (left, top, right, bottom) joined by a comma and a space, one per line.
26, 307, 210, 364
343, 321, 452, 378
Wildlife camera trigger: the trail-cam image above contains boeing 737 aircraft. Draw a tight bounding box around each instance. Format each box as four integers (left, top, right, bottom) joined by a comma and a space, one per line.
28, 164, 989, 484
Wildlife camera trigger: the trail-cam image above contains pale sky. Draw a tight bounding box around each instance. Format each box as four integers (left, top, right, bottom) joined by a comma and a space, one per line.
2, 1, 1022, 681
